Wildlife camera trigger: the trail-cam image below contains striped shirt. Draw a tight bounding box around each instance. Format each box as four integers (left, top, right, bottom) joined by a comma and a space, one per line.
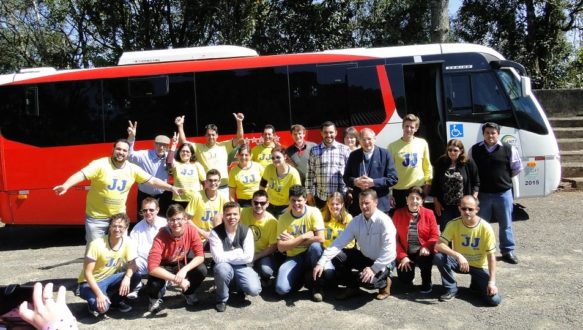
305, 141, 350, 201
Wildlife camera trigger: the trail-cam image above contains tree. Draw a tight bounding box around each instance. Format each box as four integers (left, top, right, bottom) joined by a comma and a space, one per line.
453, 0, 583, 88
430, 0, 449, 43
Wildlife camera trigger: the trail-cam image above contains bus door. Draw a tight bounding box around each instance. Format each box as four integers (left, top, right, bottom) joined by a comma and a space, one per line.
401, 62, 447, 163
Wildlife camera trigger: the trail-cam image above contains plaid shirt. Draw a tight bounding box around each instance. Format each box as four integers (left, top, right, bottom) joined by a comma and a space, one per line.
306, 141, 351, 200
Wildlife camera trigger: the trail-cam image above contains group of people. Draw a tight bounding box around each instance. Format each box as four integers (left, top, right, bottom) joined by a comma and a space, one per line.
51, 113, 522, 319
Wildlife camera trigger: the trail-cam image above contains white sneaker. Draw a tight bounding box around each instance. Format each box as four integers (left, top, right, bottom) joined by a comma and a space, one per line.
127, 280, 142, 300
148, 298, 163, 313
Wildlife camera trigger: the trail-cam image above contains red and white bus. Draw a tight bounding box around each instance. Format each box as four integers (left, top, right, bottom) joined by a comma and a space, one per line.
0, 43, 560, 225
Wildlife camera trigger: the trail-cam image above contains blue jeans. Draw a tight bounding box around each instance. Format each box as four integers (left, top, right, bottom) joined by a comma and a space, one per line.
433, 253, 501, 306
275, 243, 323, 295
79, 272, 141, 312
214, 263, 261, 303
478, 189, 515, 253
254, 255, 276, 280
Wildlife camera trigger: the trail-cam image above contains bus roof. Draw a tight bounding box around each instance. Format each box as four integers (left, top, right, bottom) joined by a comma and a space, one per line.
0, 43, 506, 86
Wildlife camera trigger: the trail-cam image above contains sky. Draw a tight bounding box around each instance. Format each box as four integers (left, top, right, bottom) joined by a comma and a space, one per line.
448, 0, 463, 15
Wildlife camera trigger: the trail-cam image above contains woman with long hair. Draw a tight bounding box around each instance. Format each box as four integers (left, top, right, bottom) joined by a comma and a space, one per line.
167, 138, 205, 209
431, 139, 480, 231
259, 146, 301, 216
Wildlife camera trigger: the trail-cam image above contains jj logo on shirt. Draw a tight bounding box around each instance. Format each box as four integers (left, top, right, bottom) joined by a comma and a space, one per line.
401, 153, 418, 167
107, 179, 128, 192
461, 236, 480, 248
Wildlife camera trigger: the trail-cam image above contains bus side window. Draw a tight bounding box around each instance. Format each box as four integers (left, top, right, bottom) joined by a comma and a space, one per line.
196, 67, 290, 136
25, 87, 39, 116
447, 74, 472, 114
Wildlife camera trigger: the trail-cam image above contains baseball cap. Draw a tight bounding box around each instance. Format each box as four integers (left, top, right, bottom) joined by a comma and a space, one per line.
154, 135, 170, 144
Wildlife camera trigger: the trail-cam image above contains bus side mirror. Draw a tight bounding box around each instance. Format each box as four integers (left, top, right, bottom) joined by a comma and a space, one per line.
521, 76, 532, 97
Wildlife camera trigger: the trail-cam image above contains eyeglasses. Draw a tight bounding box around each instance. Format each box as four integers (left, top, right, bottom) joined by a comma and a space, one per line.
168, 217, 185, 223
142, 208, 156, 213
460, 207, 475, 212
155, 143, 168, 148
253, 201, 267, 206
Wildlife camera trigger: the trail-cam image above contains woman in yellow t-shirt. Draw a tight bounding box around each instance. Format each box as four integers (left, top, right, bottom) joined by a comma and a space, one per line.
228, 144, 264, 207
260, 146, 301, 216
167, 138, 205, 209
319, 192, 354, 277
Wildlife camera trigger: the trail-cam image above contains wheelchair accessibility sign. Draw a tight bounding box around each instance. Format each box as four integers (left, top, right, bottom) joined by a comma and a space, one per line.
449, 124, 463, 138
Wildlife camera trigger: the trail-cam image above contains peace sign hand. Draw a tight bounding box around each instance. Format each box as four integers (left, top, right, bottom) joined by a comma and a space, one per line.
127, 121, 138, 138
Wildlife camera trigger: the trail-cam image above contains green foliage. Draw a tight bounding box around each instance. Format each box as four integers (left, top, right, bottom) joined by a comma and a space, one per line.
452, 0, 582, 89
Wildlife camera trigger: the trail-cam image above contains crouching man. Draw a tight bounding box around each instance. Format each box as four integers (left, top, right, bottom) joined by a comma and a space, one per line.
209, 202, 262, 312
79, 213, 141, 317
145, 204, 207, 313
313, 189, 396, 301
433, 195, 501, 306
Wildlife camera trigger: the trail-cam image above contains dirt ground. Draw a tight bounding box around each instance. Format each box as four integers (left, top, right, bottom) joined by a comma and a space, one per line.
1, 191, 582, 329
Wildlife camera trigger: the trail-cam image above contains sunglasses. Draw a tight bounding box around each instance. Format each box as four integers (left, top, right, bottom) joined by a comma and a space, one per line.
460, 207, 475, 212
253, 201, 267, 206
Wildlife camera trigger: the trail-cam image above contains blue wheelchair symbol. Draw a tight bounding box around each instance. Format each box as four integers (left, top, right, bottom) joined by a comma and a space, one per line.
449, 124, 463, 138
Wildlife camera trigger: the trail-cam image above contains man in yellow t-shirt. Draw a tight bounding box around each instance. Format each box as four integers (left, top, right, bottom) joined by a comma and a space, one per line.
434, 195, 501, 306
240, 190, 278, 285
175, 113, 245, 199
388, 114, 433, 210
251, 124, 277, 167
185, 169, 227, 242
275, 185, 324, 301
78, 214, 141, 316
53, 139, 182, 243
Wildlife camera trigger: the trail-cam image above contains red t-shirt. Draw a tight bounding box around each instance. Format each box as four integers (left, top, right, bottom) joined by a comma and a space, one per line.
148, 224, 204, 272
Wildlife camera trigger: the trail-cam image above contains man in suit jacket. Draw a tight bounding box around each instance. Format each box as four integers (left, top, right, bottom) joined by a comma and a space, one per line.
343, 128, 398, 215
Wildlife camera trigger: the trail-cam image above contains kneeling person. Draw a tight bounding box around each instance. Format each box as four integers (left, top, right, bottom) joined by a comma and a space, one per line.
209, 202, 262, 312
313, 189, 396, 300
79, 213, 141, 316
433, 195, 501, 306
239, 190, 279, 285
275, 185, 324, 300
146, 204, 207, 313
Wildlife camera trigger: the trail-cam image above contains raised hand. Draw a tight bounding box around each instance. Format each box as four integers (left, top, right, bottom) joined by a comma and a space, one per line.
127, 121, 138, 138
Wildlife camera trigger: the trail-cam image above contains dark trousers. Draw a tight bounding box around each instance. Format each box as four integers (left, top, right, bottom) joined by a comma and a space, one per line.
145, 263, 207, 298
396, 253, 434, 286
137, 190, 173, 220
315, 196, 327, 209
267, 204, 288, 217
332, 249, 390, 289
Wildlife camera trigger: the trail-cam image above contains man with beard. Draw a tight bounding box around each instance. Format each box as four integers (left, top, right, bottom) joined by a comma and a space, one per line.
53, 139, 182, 243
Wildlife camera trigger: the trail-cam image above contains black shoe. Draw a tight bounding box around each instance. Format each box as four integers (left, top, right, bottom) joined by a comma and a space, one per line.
439, 291, 457, 302
419, 283, 432, 294
215, 302, 227, 312
502, 252, 519, 264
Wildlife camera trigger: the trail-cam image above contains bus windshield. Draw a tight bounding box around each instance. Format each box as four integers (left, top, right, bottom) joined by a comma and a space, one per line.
495, 69, 548, 135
